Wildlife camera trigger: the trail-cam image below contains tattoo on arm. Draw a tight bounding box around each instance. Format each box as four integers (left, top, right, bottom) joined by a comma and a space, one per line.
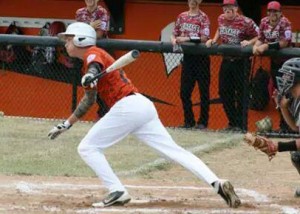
73, 90, 97, 118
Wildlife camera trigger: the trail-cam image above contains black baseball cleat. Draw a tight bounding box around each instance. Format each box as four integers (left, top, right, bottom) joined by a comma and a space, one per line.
215, 179, 241, 208
92, 191, 131, 207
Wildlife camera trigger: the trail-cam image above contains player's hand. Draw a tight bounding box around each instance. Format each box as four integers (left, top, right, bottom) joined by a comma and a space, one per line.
206, 39, 214, 48
90, 20, 101, 29
240, 40, 250, 47
81, 73, 98, 88
272, 89, 290, 109
176, 36, 189, 44
48, 121, 72, 140
272, 89, 280, 108
252, 45, 259, 55
279, 93, 290, 109
171, 38, 177, 46
254, 44, 268, 55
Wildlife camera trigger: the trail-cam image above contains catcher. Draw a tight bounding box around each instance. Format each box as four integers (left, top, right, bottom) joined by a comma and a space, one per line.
244, 58, 300, 197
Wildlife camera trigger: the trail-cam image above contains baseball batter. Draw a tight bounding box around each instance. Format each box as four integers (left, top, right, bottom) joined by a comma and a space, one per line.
48, 22, 241, 208
245, 58, 300, 197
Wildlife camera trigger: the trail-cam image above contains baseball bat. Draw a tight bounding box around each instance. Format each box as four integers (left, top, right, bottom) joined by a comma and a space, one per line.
256, 132, 300, 138
84, 49, 140, 86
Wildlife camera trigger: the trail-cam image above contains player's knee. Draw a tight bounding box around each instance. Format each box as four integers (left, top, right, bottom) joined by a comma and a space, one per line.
77, 140, 93, 159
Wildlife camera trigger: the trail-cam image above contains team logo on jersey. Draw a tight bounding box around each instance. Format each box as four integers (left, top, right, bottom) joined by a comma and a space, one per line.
285, 30, 292, 39
87, 54, 96, 63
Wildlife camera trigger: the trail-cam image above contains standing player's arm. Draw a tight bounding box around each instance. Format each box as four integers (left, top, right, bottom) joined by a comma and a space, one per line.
249, 37, 258, 45
279, 95, 298, 132
96, 29, 105, 39
278, 39, 289, 48
206, 30, 219, 47
241, 37, 258, 47
253, 39, 263, 47
280, 106, 298, 132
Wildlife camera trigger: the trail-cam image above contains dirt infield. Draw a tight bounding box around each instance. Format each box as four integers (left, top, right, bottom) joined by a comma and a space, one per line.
1, 144, 300, 214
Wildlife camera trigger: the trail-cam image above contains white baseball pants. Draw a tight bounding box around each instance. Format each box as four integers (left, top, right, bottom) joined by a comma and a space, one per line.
78, 93, 218, 192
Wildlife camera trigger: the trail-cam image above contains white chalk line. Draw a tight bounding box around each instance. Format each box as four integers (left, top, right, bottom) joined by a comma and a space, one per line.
0, 181, 299, 213
118, 134, 242, 176
76, 207, 260, 214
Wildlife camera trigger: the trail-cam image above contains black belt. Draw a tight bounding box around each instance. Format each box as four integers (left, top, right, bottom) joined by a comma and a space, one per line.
126, 92, 136, 97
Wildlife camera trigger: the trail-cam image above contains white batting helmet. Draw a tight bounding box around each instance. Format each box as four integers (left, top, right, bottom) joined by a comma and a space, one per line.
58, 22, 96, 47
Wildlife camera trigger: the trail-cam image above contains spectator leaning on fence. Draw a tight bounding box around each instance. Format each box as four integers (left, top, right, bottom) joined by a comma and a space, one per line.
48, 22, 241, 208
75, 0, 110, 39
171, 0, 211, 130
206, 0, 258, 132
252, 1, 293, 133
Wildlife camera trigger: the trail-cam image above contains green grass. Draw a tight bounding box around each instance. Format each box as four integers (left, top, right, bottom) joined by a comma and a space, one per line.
0, 116, 243, 177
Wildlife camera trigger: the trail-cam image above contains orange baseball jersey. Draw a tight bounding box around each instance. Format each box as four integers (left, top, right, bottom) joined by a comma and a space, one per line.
82, 46, 138, 109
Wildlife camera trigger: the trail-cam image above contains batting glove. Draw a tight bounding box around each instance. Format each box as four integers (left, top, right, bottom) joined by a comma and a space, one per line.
48, 121, 72, 140
81, 73, 98, 88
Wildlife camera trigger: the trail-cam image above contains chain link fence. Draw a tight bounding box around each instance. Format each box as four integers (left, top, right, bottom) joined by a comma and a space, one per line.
1, 35, 300, 136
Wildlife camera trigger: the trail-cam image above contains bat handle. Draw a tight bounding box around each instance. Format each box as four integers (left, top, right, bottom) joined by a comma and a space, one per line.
82, 71, 105, 87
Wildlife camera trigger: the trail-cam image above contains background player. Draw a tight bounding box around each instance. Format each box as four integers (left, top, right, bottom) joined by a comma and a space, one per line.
245, 58, 300, 197
76, 0, 109, 39
252, 1, 292, 133
48, 22, 241, 208
206, 0, 258, 132
171, 0, 211, 129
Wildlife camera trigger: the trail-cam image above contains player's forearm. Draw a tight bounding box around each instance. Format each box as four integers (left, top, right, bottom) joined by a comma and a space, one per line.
73, 90, 97, 119
279, 40, 289, 49
254, 39, 263, 47
281, 107, 298, 132
212, 30, 220, 43
96, 30, 105, 39
248, 37, 258, 45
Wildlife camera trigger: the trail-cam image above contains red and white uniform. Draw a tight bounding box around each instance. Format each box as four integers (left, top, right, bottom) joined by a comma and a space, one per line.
218, 14, 258, 45
77, 47, 219, 193
258, 16, 292, 44
173, 10, 210, 38
76, 6, 110, 34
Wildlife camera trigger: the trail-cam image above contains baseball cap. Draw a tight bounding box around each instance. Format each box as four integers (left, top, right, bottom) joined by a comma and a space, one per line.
267, 1, 281, 11
222, 0, 238, 6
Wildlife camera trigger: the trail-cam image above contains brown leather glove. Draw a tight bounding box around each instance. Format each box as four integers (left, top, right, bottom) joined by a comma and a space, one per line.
244, 133, 277, 161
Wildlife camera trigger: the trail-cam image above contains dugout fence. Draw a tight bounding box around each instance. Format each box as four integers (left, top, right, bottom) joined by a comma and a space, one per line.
1, 34, 300, 136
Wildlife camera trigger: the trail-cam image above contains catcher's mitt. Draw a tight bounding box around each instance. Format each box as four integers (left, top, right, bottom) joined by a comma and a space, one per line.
244, 133, 277, 161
